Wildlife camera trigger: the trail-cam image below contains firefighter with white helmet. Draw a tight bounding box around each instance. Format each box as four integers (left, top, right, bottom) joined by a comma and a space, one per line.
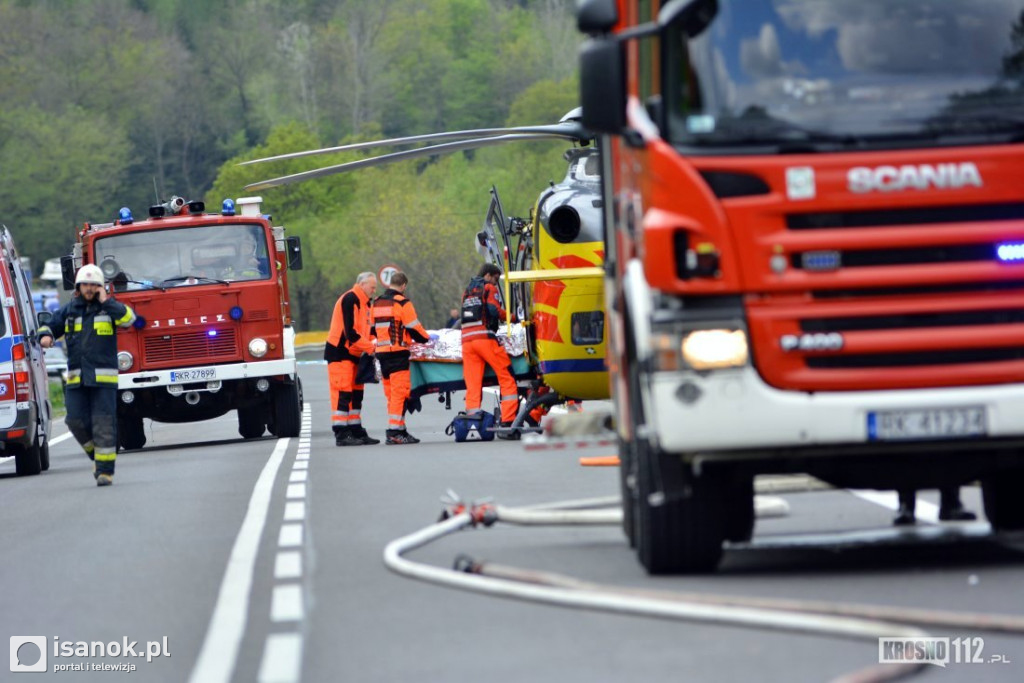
39, 264, 136, 486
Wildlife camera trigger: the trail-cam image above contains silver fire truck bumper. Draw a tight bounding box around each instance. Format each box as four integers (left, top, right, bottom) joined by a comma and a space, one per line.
647, 365, 1024, 454
117, 358, 297, 390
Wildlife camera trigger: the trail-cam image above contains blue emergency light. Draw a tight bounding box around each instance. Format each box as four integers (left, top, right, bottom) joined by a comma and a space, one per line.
229, 306, 244, 321
996, 242, 1024, 262
118, 207, 133, 225
208, 329, 218, 337
222, 199, 236, 216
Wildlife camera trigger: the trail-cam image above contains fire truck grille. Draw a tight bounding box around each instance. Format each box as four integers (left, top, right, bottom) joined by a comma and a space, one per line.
787, 202, 1024, 230
144, 329, 239, 365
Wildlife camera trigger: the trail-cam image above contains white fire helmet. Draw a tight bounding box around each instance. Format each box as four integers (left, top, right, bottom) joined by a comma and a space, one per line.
74, 264, 105, 287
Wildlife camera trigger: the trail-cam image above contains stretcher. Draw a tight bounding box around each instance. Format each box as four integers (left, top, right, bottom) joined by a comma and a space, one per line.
409, 355, 534, 399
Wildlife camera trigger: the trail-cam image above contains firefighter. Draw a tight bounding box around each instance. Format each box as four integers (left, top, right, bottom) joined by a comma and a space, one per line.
38, 264, 136, 486
372, 272, 432, 445
894, 486, 976, 525
461, 263, 519, 439
325, 272, 380, 446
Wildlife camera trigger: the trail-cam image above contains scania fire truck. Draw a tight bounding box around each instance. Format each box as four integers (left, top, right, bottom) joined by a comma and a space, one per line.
578, 0, 1024, 572
58, 196, 304, 450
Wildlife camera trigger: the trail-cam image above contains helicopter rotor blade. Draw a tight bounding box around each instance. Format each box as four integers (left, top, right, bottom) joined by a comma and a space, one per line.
245, 133, 574, 191
239, 121, 590, 167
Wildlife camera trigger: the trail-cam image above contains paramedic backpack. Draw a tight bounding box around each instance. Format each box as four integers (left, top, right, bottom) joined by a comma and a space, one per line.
446, 411, 496, 442
461, 277, 497, 332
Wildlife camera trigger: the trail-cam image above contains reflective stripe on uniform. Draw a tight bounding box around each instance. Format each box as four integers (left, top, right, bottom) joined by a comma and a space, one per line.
94, 314, 114, 336
115, 306, 136, 327
94, 450, 117, 462
406, 319, 421, 329
501, 394, 518, 402
332, 410, 348, 424
95, 368, 119, 383
73, 316, 83, 332
66, 369, 82, 384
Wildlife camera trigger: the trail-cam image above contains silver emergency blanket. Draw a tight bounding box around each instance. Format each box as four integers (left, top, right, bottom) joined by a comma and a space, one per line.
408, 323, 527, 361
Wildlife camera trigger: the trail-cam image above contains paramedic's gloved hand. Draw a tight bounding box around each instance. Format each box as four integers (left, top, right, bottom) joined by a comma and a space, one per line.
405, 396, 423, 414
428, 333, 439, 344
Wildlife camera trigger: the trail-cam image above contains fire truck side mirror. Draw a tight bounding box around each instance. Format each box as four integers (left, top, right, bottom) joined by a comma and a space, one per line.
60, 255, 76, 291
579, 38, 626, 135
286, 235, 303, 271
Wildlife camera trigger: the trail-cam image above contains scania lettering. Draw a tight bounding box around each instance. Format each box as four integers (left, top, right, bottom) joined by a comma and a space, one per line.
59, 196, 304, 450
579, 0, 1024, 572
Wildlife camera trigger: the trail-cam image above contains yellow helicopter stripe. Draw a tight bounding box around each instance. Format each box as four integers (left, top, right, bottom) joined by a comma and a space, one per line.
503, 267, 604, 283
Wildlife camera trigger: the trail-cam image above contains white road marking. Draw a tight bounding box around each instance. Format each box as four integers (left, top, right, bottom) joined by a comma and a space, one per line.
271, 584, 304, 622
278, 524, 303, 548
257, 633, 303, 683
3, 432, 75, 465
274, 551, 303, 580
850, 490, 941, 524
188, 438, 290, 683
286, 483, 307, 499
296, 451, 309, 461
293, 460, 309, 470
284, 501, 306, 521
289, 470, 308, 483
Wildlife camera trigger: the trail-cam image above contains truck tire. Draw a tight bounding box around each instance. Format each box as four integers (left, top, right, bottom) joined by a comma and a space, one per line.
272, 381, 302, 438
38, 436, 50, 472
635, 442, 726, 574
14, 442, 42, 476
238, 406, 266, 439
982, 470, 1024, 531
618, 437, 637, 548
119, 416, 147, 451
724, 475, 755, 543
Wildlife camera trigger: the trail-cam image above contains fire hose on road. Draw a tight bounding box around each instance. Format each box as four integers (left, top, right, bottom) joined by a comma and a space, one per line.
383, 493, 1024, 683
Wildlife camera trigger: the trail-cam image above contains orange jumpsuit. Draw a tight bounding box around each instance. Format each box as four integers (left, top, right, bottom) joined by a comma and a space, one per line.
372, 289, 430, 433
461, 279, 519, 423
325, 286, 374, 436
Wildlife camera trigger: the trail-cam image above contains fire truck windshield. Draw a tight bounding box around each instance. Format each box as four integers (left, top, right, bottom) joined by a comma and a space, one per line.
664, 0, 1024, 151
94, 223, 271, 289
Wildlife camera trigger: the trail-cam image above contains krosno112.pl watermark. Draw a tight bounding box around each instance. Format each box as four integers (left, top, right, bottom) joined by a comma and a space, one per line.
879, 636, 1011, 667
10, 636, 170, 673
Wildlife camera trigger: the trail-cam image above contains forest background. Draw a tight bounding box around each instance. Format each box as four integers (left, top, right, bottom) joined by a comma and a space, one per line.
0, 0, 582, 329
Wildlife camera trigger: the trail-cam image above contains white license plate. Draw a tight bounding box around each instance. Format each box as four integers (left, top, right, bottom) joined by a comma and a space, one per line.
867, 406, 987, 441
170, 368, 218, 383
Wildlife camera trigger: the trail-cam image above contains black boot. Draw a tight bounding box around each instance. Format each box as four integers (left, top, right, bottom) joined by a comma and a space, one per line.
385, 429, 420, 445
938, 487, 977, 521
353, 426, 381, 445
335, 427, 363, 447
894, 489, 916, 526
496, 421, 520, 441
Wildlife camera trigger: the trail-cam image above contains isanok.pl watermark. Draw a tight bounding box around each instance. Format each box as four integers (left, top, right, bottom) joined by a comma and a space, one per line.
11, 636, 170, 673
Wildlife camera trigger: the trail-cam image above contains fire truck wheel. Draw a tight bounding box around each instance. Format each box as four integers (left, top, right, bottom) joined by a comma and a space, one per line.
238, 406, 266, 439
982, 469, 1024, 531
272, 382, 302, 438
618, 437, 637, 548
13, 442, 42, 477
724, 475, 755, 542
635, 445, 726, 574
118, 416, 147, 451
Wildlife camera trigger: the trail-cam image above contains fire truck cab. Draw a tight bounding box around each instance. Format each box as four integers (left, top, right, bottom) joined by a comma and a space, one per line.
580, 0, 1024, 572
60, 196, 304, 450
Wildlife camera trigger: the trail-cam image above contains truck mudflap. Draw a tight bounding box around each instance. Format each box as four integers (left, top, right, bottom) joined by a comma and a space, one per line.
117, 358, 297, 390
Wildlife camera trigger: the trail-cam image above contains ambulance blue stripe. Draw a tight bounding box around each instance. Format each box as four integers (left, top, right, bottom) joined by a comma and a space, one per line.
537, 359, 607, 374
0, 336, 12, 364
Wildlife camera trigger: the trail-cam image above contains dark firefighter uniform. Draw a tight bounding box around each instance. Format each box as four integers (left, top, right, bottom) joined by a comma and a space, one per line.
461, 276, 519, 426
371, 288, 430, 443
325, 285, 377, 446
39, 294, 136, 479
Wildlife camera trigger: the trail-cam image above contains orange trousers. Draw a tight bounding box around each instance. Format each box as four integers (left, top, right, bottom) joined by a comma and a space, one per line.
328, 359, 365, 431
463, 337, 518, 423
381, 368, 411, 431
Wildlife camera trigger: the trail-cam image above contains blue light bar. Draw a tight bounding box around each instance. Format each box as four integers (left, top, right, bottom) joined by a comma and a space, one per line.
801, 250, 841, 271
118, 207, 133, 225
997, 242, 1024, 262
222, 199, 236, 216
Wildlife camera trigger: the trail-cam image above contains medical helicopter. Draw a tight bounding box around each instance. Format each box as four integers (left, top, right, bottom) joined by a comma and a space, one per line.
242, 110, 609, 427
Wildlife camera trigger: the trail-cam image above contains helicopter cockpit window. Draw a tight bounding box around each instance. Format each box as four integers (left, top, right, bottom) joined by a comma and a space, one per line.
93, 224, 271, 289
571, 311, 605, 346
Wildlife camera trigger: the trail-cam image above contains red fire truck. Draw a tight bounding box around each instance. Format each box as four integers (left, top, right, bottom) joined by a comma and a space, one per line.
59, 196, 304, 450
579, 0, 1024, 572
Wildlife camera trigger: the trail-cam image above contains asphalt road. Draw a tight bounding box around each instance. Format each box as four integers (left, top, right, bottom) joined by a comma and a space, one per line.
1, 363, 1022, 682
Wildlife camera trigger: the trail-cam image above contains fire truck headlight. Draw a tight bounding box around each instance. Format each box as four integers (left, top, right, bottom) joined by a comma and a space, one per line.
248, 338, 268, 358
117, 351, 134, 371
120, 390, 134, 404
681, 329, 748, 370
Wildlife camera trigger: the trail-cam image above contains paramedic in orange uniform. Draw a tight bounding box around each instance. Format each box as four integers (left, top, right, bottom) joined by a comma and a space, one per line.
461, 263, 519, 439
325, 272, 380, 446
371, 272, 432, 445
